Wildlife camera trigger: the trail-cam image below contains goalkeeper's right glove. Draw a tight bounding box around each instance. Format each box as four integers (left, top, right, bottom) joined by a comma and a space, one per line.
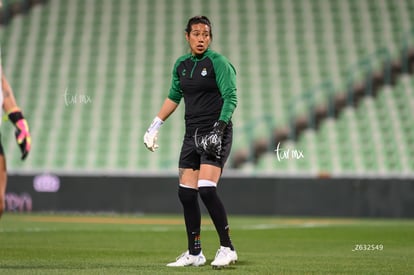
144, 116, 164, 152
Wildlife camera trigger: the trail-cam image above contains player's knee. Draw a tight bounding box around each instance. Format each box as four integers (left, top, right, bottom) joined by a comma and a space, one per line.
198, 186, 217, 204
178, 185, 198, 206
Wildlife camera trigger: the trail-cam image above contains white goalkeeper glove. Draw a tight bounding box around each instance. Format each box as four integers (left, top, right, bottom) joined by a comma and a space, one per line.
144, 116, 164, 152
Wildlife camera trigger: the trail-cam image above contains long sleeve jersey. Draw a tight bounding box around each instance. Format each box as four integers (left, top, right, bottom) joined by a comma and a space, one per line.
168, 48, 237, 134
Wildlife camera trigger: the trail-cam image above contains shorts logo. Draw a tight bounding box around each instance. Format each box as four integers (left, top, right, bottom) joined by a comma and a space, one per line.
201, 68, 207, 77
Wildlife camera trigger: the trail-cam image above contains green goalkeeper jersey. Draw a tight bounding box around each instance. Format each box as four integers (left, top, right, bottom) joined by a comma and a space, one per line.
168, 48, 237, 134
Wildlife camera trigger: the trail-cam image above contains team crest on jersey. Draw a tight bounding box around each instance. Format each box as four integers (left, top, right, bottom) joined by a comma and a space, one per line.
201, 68, 207, 77
182, 69, 186, 76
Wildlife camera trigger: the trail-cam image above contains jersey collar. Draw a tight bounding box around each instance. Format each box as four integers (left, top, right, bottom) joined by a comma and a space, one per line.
191, 48, 210, 61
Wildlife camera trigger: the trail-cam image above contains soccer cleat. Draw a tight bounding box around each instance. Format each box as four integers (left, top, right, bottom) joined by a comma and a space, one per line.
211, 246, 238, 268
166, 250, 206, 267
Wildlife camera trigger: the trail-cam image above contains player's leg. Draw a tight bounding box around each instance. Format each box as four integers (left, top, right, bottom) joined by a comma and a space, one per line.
0, 151, 7, 218
178, 168, 201, 256
198, 164, 231, 249
198, 164, 237, 268
198, 124, 237, 268
167, 137, 206, 267
167, 168, 206, 267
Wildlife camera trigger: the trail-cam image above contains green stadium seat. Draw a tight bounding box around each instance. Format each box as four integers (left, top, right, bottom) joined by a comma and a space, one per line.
0, 0, 413, 175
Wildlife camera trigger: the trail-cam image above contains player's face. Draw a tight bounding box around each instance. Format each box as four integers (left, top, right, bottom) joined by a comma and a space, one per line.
186, 23, 211, 55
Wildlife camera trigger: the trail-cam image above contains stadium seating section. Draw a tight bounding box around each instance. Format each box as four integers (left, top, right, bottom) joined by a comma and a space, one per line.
0, 0, 413, 176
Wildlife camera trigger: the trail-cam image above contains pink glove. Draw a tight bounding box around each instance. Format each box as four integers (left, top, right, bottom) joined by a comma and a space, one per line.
8, 111, 31, 160
15, 119, 31, 160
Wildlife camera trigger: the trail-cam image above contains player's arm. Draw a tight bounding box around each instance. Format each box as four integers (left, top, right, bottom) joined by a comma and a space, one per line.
157, 98, 179, 121
143, 98, 179, 152
2, 73, 19, 112
2, 73, 31, 160
213, 55, 237, 124
195, 55, 237, 159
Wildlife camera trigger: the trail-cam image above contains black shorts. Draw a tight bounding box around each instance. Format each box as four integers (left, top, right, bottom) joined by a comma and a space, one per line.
179, 122, 233, 170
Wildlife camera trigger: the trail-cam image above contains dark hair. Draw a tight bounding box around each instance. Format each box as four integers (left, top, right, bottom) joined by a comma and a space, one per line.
185, 15, 212, 39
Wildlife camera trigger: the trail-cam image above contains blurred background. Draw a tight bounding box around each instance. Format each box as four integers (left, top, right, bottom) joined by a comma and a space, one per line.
1, 0, 413, 216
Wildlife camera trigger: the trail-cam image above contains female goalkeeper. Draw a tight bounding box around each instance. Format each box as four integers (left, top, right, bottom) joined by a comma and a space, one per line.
144, 15, 238, 269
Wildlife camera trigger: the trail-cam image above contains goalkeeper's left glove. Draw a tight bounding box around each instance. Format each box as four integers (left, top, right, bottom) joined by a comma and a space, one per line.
195, 120, 227, 159
8, 111, 31, 160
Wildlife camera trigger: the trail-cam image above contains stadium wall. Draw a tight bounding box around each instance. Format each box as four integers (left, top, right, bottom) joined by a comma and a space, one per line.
5, 175, 414, 218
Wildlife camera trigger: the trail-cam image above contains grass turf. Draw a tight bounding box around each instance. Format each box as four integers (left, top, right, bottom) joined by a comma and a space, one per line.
0, 213, 413, 274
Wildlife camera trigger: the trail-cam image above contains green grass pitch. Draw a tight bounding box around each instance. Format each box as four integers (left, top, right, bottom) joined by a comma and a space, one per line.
0, 213, 413, 274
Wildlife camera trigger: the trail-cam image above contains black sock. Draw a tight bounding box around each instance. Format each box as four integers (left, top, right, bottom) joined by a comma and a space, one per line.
199, 186, 234, 250
178, 186, 201, 255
